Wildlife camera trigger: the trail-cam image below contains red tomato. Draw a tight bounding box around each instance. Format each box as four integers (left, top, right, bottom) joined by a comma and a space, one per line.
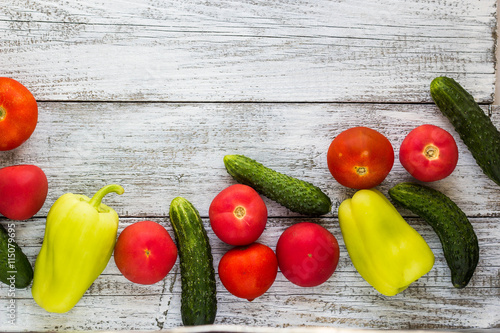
209, 184, 267, 246
276, 222, 340, 287
0, 77, 38, 151
327, 127, 394, 189
399, 124, 459, 182
114, 221, 178, 285
218, 243, 278, 301
0, 165, 48, 220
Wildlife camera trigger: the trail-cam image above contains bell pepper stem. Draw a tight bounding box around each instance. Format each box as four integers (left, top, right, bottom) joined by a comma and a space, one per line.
89, 184, 124, 209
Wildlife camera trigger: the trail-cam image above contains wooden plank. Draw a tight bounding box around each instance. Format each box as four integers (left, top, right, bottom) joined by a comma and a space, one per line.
1, 0, 495, 102
1, 217, 498, 330
1, 102, 499, 218
2, 102, 498, 329
1, 0, 498, 329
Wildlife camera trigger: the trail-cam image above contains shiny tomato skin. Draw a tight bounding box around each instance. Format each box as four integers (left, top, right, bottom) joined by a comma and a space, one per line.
399, 124, 459, 182
327, 127, 394, 189
0, 77, 38, 151
0, 165, 48, 220
114, 221, 178, 285
218, 243, 278, 301
209, 184, 267, 246
276, 222, 340, 287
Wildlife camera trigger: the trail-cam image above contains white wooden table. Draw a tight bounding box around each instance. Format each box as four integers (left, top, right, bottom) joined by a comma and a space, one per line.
1, 0, 499, 331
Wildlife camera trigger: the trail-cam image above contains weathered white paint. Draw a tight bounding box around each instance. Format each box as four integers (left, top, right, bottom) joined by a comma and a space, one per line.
0, 102, 499, 331
0, 0, 499, 331
0, 0, 496, 102
1, 102, 499, 218
1, 216, 499, 331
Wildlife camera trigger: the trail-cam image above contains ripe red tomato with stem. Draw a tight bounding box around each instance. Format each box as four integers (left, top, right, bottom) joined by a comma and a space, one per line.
209, 184, 267, 246
218, 243, 278, 301
276, 222, 340, 287
399, 124, 459, 182
327, 126, 394, 189
0, 165, 48, 220
0, 77, 38, 151
114, 220, 178, 285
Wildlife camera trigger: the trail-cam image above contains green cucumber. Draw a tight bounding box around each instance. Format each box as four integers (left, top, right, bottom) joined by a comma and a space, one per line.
0, 223, 33, 288
169, 197, 216, 326
430, 76, 500, 186
223, 154, 332, 216
388, 182, 479, 288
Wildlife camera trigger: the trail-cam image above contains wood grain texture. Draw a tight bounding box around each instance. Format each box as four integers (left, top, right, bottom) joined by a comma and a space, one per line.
1, 0, 498, 330
0, 0, 496, 102
1, 217, 499, 331
0, 102, 499, 330
1, 102, 500, 218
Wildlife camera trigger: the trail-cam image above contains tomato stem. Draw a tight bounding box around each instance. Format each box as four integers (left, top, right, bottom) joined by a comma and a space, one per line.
0, 106, 6, 121
354, 166, 368, 176
424, 144, 439, 160
233, 206, 246, 219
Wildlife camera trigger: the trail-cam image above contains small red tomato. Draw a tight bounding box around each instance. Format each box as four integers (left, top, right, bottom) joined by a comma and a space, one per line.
114, 221, 178, 285
276, 222, 340, 287
399, 124, 459, 182
0, 77, 38, 151
327, 127, 394, 189
209, 184, 267, 246
218, 243, 278, 301
0, 165, 48, 220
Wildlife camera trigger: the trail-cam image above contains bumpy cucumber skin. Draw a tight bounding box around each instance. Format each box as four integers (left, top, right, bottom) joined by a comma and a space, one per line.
169, 197, 217, 326
388, 182, 479, 289
223, 155, 332, 216
430, 76, 500, 186
0, 224, 33, 288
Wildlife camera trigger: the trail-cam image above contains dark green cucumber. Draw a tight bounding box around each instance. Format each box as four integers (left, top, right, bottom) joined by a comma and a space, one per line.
430, 76, 500, 186
223, 154, 332, 216
169, 197, 216, 326
0, 223, 33, 288
388, 182, 479, 289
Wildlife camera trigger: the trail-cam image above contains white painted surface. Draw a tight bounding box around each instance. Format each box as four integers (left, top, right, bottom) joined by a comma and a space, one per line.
0, 0, 499, 331
1, 0, 496, 102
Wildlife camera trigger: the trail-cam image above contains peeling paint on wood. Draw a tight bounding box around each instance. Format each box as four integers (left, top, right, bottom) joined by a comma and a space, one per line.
0, 0, 496, 102
1, 102, 499, 218
1, 216, 499, 330
0, 0, 499, 331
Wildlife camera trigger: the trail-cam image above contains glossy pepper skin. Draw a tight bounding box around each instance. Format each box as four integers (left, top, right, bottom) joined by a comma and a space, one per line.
32, 184, 124, 313
338, 189, 434, 296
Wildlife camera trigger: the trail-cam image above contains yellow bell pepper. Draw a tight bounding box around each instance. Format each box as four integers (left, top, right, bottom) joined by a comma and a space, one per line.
338, 189, 434, 296
31, 184, 124, 313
